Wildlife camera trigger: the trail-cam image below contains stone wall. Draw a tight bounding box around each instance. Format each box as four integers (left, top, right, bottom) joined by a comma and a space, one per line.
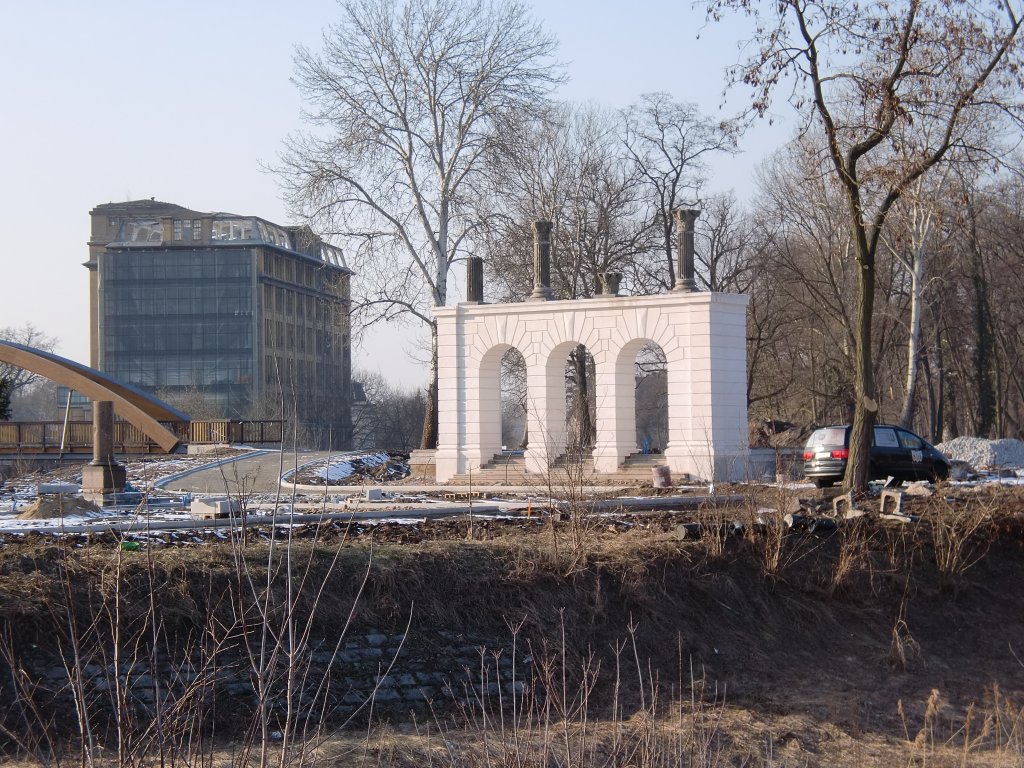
23, 629, 527, 729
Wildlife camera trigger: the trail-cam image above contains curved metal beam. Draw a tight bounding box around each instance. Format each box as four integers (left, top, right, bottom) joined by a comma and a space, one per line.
0, 342, 185, 452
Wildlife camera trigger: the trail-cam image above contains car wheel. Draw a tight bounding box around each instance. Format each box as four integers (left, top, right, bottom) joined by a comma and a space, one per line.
813, 478, 835, 489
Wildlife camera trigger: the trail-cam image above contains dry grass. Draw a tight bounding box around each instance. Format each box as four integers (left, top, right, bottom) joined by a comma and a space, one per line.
0, 486, 1022, 766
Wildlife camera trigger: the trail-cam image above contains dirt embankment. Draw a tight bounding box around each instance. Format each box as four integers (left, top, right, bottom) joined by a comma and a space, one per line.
0, 488, 1023, 766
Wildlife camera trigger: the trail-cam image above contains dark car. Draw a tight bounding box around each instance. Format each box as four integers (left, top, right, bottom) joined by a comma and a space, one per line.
803, 424, 951, 488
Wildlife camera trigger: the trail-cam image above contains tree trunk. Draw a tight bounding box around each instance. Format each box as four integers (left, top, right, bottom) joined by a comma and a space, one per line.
663, 218, 676, 287
844, 251, 878, 492
972, 265, 996, 438
420, 327, 439, 449
923, 336, 946, 445
898, 261, 923, 429
569, 345, 595, 449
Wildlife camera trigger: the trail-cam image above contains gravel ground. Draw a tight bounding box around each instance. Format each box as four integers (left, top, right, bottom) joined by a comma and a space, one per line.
936, 436, 1024, 470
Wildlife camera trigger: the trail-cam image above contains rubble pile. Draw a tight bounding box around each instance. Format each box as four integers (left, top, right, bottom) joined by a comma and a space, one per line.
288, 451, 412, 485
936, 436, 1024, 470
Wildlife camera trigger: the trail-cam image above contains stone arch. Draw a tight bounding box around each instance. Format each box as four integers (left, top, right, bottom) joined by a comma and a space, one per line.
473, 343, 524, 468
592, 337, 655, 471
0, 341, 185, 451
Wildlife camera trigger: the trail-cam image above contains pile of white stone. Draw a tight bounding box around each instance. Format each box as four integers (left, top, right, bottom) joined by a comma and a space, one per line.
936, 436, 1024, 470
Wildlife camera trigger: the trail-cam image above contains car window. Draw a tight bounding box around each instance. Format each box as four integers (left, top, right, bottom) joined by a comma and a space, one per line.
807, 427, 846, 447
873, 427, 899, 448
807, 429, 827, 446
897, 430, 923, 449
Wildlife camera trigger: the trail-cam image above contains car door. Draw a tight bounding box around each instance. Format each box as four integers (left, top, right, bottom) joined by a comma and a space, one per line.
895, 428, 929, 480
872, 426, 909, 479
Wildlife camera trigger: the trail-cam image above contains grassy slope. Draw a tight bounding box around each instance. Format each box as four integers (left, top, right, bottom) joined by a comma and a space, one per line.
0, 487, 1022, 766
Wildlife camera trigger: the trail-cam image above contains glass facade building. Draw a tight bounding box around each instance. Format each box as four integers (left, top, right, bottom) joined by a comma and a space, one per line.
87, 200, 352, 447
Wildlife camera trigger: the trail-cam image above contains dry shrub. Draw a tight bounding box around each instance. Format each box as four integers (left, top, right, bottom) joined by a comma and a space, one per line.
889, 615, 920, 672
926, 494, 993, 591
830, 516, 872, 595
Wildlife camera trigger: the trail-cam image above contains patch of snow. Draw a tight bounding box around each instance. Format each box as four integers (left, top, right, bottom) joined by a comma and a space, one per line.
313, 452, 390, 481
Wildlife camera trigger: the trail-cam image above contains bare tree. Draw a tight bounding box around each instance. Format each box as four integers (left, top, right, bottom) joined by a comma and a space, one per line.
487, 103, 657, 299
712, 0, 1024, 489
280, 0, 561, 449
623, 92, 738, 289
0, 323, 59, 395
352, 369, 426, 451
694, 192, 754, 292
880, 169, 956, 429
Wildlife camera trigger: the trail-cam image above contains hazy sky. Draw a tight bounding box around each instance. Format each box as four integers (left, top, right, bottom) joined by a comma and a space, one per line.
0, 0, 791, 390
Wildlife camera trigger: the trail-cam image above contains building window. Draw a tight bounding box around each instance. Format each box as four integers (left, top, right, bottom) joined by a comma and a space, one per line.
172, 220, 183, 241
192, 219, 201, 240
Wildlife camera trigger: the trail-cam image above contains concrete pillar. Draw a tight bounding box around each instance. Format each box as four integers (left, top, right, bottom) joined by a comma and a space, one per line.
592, 355, 634, 472
466, 256, 484, 303
528, 221, 556, 301
524, 357, 566, 473
672, 209, 700, 292
81, 400, 126, 499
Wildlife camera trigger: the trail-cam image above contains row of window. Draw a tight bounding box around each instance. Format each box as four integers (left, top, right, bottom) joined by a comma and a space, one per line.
105, 300, 253, 318
260, 251, 336, 290
172, 219, 203, 241
263, 356, 342, 387
106, 360, 253, 388
262, 284, 344, 322
263, 319, 341, 354
105, 262, 253, 281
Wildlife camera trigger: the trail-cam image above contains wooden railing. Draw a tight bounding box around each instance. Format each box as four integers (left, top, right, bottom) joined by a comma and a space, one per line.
0, 420, 284, 454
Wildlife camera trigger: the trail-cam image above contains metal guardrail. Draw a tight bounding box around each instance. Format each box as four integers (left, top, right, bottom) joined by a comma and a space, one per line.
0, 420, 284, 454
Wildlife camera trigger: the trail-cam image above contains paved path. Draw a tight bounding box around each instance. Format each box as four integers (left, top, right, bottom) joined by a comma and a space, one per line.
157, 450, 645, 497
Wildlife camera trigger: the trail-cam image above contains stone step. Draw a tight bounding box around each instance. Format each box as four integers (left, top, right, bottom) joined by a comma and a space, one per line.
622, 452, 667, 466
445, 451, 666, 486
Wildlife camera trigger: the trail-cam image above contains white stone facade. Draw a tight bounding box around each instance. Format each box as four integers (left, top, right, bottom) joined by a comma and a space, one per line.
434, 292, 750, 482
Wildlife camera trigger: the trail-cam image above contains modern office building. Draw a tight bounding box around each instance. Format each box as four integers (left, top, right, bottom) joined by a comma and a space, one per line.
86, 199, 352, 447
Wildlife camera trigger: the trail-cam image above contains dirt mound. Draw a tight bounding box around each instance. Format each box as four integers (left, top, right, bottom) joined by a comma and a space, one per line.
291, 451, 411, 485
17, 495, 101, 520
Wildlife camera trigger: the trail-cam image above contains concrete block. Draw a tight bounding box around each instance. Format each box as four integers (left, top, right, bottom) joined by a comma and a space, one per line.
38, 482, 80, 495
879, 489, 904, 515
190, 497, 240, 519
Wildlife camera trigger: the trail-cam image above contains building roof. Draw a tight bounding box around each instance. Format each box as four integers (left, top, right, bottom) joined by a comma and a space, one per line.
92, 199, 349, 271
91, 199, 202, 217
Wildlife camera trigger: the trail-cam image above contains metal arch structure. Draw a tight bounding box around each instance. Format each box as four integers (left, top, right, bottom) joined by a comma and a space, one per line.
0, 341, 186, 452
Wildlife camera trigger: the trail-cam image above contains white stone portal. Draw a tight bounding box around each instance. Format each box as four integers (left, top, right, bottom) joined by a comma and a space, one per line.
434, 291, 750, 483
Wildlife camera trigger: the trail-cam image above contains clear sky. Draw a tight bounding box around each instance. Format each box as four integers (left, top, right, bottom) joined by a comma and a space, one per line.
0, 0, 791, 391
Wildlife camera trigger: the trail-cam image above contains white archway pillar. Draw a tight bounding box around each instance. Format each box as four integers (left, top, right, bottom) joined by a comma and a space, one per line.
524, 349, 567, 473
593, 354, 633, 472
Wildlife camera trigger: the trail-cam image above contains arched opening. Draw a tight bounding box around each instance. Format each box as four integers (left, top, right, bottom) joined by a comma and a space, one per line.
634, 342, 668, 456
476, 343, 528, 467
594, 337, 667, 471
563, 343, 596, 459
499, 347, 528, 451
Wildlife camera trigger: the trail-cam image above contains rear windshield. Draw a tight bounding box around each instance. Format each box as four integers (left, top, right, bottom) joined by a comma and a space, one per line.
806, 427, 846, 448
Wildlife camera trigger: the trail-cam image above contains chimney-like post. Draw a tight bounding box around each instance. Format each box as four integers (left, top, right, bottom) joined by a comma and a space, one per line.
466, 256, 484, 303
528, 220, 555, 301
672, 208, 700, 292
